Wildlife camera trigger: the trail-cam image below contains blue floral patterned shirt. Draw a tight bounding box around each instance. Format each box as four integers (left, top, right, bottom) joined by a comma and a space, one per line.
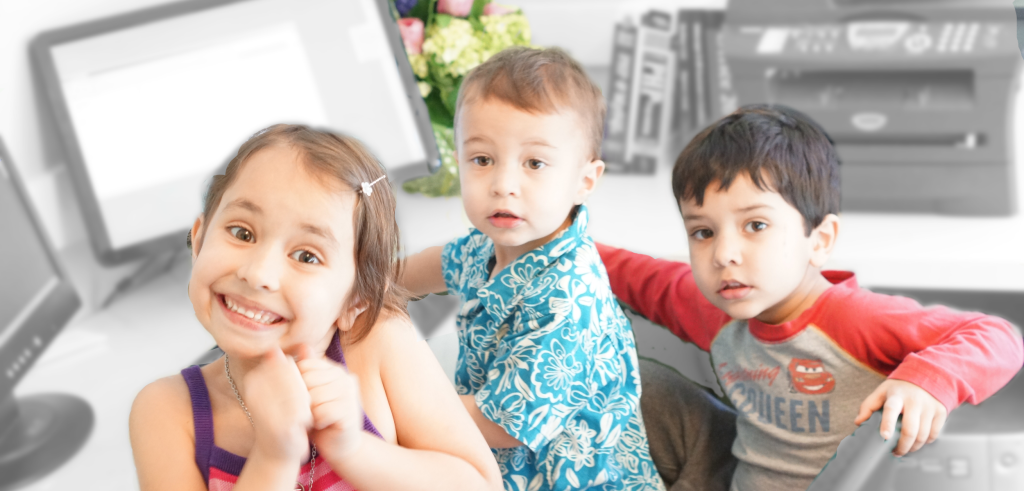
442, 205, 666, 491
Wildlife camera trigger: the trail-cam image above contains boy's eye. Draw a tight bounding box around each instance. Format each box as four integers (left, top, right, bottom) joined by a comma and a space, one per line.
526, 159, 546, 170
290, 250, 321, 265
471, 156, 493, 167
691, 229, 713, 240
229, 226, 253, 242
745, 221, 768, 233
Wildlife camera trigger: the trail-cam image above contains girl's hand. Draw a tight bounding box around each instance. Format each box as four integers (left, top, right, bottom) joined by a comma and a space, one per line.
243, 347, 314, 461
295, 344, 365, 461
854, 378, 948, 456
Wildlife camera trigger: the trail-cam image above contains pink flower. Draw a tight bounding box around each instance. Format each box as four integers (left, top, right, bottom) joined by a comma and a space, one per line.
483, 2, 516, 15
437, 0, 473, 17
397, 17, 424, 54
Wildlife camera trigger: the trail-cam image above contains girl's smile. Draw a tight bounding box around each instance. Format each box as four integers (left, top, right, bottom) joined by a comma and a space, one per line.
217, 293, 286, 328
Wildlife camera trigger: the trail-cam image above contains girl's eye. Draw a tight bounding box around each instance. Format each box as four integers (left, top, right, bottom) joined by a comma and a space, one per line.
229, 226, 253, 242
471, 156, 493, 167
526, 159, 546, 170
691, 229, 713, 240
745, 221, 768, 233
290, 250, 321, 265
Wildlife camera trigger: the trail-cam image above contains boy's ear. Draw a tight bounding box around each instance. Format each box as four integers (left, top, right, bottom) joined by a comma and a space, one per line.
809, 213, 840, 268
189, 217, 203, 262
337, 295, 369, 332
574, 159, 605, 205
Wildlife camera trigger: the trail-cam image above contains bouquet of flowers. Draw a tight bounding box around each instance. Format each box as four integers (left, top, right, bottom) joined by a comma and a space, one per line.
393, 0, 532, 197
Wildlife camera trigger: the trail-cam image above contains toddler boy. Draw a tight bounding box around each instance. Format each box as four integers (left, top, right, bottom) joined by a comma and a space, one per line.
598, 105, 1024, 491
402, 47, 665, 490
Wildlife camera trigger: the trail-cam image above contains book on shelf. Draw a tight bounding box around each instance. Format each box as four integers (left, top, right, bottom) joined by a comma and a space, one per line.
604, 8, 735, 170
603, 10, 675, 174
602, 21, 638, 172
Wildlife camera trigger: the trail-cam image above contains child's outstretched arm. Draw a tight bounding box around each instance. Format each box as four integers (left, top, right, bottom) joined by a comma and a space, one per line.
825, 291, 1024, 457
300, 316, 502, 491
458, 396, 525, 448
596, 243, 730, 351
401, 246, 448, 297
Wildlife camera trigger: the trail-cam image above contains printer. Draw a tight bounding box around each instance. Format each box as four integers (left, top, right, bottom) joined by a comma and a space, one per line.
722, 0, 1021, 215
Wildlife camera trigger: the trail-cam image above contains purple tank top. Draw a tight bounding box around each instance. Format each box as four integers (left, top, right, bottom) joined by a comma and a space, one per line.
181, 330, 382, 490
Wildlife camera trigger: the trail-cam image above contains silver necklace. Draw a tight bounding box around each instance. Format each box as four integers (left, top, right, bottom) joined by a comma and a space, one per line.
224, 354, 316, 491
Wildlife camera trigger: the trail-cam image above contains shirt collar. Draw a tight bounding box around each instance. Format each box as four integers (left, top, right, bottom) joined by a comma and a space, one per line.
475, 204, 590, 320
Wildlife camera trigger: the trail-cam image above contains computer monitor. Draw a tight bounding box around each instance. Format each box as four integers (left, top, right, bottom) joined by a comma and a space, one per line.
0, 137, 92, 488
30, 0, 439, 265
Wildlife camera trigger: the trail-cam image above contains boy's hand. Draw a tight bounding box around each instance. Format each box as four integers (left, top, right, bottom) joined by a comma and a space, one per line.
295, 344, 365, 461
854, 379, 948, 456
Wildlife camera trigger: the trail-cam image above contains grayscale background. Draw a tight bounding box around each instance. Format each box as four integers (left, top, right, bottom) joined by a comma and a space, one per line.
1, 0, 1022, 489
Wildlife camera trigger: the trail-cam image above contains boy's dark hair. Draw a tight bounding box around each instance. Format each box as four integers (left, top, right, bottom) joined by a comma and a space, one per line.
671, 104, 841, 235
455, 46, 605, 160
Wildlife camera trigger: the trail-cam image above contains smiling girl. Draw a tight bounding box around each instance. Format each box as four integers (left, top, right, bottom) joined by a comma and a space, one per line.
129, 125, 501, 491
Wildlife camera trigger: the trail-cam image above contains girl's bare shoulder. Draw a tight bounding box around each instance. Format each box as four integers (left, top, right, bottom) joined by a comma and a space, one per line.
344, 310, 418, 363
130, 371, 195, 431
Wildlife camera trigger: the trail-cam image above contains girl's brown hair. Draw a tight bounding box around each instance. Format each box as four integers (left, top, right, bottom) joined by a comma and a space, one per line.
196, 124, 407, 342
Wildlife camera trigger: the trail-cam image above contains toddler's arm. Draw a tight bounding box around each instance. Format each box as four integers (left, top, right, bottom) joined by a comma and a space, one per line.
596, 243, 729, 350
401, 246, 448, 297
310, 316, 502, 491
458, 395, 525, 448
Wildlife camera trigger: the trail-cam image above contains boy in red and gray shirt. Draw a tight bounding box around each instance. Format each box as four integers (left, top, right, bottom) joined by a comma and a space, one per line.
598, 105, 1023, 491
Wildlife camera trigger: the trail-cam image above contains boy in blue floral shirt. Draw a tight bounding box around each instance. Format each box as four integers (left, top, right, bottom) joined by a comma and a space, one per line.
401, 47, 665, 491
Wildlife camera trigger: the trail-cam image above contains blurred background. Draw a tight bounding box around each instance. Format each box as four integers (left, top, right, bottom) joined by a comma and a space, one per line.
1, 0, 1023, 489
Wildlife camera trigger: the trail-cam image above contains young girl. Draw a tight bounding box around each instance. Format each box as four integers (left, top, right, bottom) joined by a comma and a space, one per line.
129, 125, 502, 491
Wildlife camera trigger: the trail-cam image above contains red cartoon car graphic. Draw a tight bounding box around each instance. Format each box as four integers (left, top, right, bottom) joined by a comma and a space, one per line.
788, 358, 836, 395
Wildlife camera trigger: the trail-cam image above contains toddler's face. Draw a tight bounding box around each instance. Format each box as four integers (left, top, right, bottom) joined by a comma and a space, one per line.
456, 98, 602, 259
188, 145, 360, 359
680, 172, 829, 325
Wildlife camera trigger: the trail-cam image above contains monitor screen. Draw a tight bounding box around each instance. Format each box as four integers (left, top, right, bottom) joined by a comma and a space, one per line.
32, 0, 437, 264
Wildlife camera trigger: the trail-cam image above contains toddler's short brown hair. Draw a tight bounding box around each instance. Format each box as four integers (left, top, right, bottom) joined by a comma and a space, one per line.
455, 46, 605, 160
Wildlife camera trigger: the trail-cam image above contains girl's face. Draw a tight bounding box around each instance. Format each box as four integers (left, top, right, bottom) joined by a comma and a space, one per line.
188, 144, 361, 359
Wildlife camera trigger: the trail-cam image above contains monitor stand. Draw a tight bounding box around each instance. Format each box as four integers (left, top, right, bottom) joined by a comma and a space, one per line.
0, 393, 93, 491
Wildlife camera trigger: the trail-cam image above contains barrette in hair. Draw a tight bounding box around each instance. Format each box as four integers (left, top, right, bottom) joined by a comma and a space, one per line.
360, 175, 387, 197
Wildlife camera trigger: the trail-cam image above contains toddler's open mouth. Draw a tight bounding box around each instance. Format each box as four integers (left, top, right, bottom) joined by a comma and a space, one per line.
488, 210, 522, 228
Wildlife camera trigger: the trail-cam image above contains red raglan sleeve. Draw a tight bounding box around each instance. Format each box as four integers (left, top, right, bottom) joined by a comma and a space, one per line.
822, 288, 1024, 413
596, 243, 731, 352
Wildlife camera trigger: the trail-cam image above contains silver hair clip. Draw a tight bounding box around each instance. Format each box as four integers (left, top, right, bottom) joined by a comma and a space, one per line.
360, 175, 387, 197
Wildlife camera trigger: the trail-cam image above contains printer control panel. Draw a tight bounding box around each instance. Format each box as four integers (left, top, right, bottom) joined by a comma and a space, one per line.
751, 21, 1006, 57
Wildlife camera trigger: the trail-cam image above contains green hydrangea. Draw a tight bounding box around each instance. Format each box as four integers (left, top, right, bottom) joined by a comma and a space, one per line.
408, 53, 429, 79
422, 18, 483, 80
478, 13, 532, 59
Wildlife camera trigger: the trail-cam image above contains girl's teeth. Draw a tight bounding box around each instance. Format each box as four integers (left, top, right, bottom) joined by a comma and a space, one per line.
224, 296, 278, 324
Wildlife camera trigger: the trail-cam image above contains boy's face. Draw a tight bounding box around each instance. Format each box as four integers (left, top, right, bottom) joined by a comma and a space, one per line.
188, 145, 362, 360
456, 98, 603, 259
680, 172, 835, 325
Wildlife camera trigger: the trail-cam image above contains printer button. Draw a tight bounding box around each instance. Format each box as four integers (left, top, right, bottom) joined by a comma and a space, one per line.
904, 33, 932, 54
1001, 453, 1017, 468
948, 457, 970, 478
